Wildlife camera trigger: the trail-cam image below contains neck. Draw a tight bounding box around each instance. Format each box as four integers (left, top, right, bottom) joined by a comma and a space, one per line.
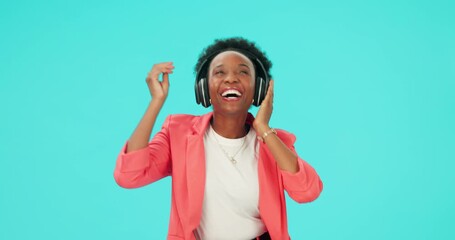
211, 111, 249, 139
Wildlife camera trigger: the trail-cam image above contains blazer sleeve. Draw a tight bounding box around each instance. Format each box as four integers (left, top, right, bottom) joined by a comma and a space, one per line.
113, 115, 172, 189
278, 131, 323, 203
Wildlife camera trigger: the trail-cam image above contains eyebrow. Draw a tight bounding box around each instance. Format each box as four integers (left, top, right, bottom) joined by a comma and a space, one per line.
239, 63, 251, 69
214, 63, 251, 69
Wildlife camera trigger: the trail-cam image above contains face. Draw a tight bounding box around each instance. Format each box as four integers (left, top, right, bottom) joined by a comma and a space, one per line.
208, 51, 256, 115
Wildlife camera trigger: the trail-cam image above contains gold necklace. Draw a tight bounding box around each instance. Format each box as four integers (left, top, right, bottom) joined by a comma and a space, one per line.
211, 127, 247, 165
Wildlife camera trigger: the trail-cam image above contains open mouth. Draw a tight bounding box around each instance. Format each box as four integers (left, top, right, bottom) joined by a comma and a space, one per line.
220, 89, 242, 100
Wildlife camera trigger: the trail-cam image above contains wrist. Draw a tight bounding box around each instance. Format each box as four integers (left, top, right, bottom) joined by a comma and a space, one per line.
257, 128, 277, 143
254, 124, 270, 136
150, 97, 166, 105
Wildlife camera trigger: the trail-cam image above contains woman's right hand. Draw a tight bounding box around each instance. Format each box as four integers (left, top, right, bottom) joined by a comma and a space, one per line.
126, 62, 174, 153
146, 62, 174, 101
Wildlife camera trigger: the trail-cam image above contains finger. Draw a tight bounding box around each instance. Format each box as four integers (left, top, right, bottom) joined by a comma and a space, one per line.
163, 67, 174, 75
158, 63, 175, 75
157, 61, 173, 67
164, 65, 175, 71
270, 80, 274, 101
153, 65, 171, 73
149, 62, 174, 75
162, 62, 174, 69
162, 73, 170, 93
263, 80, 274, 103
148, 69, 160, 81
148, 69, 171, 82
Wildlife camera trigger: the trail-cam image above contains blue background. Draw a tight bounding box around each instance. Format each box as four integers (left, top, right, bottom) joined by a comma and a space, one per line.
1, 0, 454, 239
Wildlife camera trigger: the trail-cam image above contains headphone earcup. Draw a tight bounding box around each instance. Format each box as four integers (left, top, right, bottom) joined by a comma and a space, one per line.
197, 77, 211, 108
194, 79, 202, 105
253, 77, 268, 106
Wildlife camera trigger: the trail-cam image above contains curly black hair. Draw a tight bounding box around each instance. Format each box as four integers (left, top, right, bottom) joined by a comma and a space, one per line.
194, 37, 273, 78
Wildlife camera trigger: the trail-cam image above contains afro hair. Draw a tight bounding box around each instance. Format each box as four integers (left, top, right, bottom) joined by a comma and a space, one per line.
194, 37, 273, 79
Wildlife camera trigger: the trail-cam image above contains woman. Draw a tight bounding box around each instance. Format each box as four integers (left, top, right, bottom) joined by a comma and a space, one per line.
114, 37, 323, 240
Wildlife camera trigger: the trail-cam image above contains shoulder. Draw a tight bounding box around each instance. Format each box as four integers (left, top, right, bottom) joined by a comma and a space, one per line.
163, 113, 210, 132
167, 113, 201, 122
164, 114, 199, 127
166, 114, 202, 126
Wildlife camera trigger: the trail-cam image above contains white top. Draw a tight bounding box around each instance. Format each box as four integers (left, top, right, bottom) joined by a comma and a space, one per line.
194, 125, 267, 240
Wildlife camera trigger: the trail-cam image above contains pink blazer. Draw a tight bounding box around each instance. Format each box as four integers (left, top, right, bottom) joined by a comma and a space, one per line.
114, 112, 323, 240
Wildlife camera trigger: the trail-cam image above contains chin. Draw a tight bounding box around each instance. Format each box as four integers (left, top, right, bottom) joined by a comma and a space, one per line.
212, 97, 252, 114
214, 105, 248, 115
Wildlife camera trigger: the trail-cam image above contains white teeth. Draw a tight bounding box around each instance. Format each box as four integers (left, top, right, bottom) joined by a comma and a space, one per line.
221, 89, 242, 97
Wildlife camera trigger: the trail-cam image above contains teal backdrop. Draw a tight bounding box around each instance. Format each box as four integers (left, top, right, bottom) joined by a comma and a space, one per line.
1, 0, 454, 239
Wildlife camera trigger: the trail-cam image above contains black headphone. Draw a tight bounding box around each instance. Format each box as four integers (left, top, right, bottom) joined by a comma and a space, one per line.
194, 49, 270, 108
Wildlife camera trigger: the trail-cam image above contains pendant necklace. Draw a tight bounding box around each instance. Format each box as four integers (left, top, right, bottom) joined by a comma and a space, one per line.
211, 127, 247, 165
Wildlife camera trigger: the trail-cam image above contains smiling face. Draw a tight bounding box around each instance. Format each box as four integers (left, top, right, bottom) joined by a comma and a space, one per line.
208, 51, 256, 116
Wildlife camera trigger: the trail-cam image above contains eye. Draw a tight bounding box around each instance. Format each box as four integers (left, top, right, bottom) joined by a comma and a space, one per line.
215, 70, 225, 76
239, 70, 249, 75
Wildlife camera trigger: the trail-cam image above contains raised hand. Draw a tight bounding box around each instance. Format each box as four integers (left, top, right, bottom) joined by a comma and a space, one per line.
126, 62, 174, 153
253, 80, 274, 135
145, 62, 174, 101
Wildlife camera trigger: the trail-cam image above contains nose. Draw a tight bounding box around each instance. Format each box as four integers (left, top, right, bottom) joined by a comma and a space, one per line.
223, 71, 239, 84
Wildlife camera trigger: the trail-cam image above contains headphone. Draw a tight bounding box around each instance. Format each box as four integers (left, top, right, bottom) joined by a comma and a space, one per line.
194, 48, 270, 108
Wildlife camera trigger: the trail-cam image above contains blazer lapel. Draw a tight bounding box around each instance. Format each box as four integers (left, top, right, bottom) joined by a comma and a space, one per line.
185, 112, 212, 236
258, 141, 285, 239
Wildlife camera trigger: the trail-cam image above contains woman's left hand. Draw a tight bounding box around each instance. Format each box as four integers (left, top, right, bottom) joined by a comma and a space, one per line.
253, 80, 274, 135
